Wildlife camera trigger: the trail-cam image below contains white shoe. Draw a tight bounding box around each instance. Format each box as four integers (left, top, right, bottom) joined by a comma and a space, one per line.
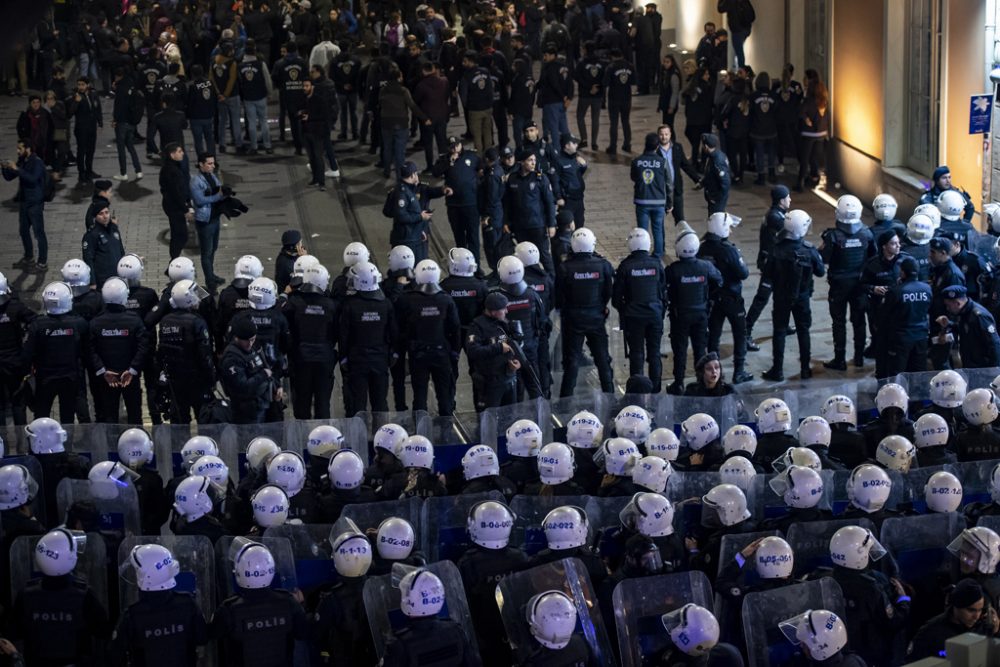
113, 174, 128, 181
324, 169, 339, 178
776, 164, 785, 174
135, 171, 143, 180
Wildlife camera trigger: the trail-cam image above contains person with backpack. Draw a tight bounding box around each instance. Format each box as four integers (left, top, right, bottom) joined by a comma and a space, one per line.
2, 139, 49, 273
110, 67, 144, 183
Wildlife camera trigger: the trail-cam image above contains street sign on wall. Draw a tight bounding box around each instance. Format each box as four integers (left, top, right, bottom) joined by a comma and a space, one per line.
970, 93, 994, 134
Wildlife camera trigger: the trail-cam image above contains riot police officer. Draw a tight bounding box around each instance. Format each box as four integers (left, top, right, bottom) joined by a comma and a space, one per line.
117, 254, 163, 424
0, 271, 35, 427
145, 256, 217, 331
762, 210, 825, 381
494, 256, 547, 399
821, 195, 875, 370
515, 242, 555, 398
461, 445, 517, 498
879, 256, 931, 376
89, 277, 150, 424
215, 254, 263, 351
902, 213, 935, 282
860, 231, 904, 377
936, 189, 977, 249
746, 185, 791, 350
24, 418, 89, 528
520, 590, 595, 666
466, 292, 521, 411
172, 475, 227, 543
944, 285, 1000, 369
339, 261, 396, 414
955, 388, 1000, 461
283, 263, 338, 419
220, 318, 276, 424
870, 193, 907, 242
156, 280, 216, 423
441, 248, 487, 396
530, 505, 608, 587
920, 165, 975, 221
321, 450, 377, 522
231, 277, 290, 421
118, 428, 169, 535
614, 228, 666, 391
557, 228, 615, 396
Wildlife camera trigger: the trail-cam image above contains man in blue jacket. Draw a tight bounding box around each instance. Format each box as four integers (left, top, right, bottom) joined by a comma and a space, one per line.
504, 149, 557, 274
3, 139, 48, 273
190, 153, 226, 288
630, 133, 672, 259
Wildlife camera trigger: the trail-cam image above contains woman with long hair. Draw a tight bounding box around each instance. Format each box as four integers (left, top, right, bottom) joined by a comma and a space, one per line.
657, 54, 681, 127
796, 69, 829, 192
682, 65, 714, 171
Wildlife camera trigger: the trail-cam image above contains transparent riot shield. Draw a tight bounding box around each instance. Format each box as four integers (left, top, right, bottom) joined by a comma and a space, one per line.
232, 422, 291, 477
896, 370, 968, 412
964, 367, 1000, 392
510, 495, 591, 556
830, 468, 904, 515
585, 495, 633, 533
855, 377, 883, 425
213, 535, 298, 598
611, 570, 714, 667
733, 386, 788, 425
1, 424, 27, 455
756, 470, 834, 521
3, 455, 48, 526
716, 530, 783, 579
549, 392, 613, 443
897, 466, 951, 514
786, 517, 877, 577
880, 514, 966, 586
118, 535, 215, 621
341, 497, 425, 556
784, 382, 856, 425
947, 461, 997, 507
665, 471, 751, 535
416, 415, 479, 476
362, 560, 480, 663
978, 515, 1000, 532
262, 523, 336, 595
10, 531, 109, 610
659, 395, 738, 438
608, 393, 661, 429
152, 423, 239, 482
359, 411, 428, 442
496, 557, 615, 665
63, 423, 110, 465
421, 491, 504, 562
742, 578, 846, 667
480, 398, 552, 455
56, 477, 141, 539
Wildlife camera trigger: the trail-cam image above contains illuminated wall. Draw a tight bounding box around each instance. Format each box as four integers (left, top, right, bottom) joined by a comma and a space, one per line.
831, 0, 885, 162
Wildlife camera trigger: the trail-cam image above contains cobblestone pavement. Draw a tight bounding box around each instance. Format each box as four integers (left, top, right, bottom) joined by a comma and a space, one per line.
0, 86, 860, 423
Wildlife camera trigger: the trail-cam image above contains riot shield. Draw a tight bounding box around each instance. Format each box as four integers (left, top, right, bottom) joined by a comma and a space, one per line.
830, 468, 904, 515
947, 461, 996, 506
233, 422, 291, 477
359, 411, 428, 442
1, 424, 27, 456
964, 367, 1000, 392
756, 470, 834, 521
784, 382, 856, 425
9, 531, 109, 610
549, 392, 613, 443
733, 386, 788, 425
742, 577, 846, 667
585, 495, 634, 532
118, 535, 215, 621
659, 395, 738, 438
421, 491, 504, 562
611, 570, 714, 667
786, 517, 877, 577
152, 423, 239, 482
362, 560, 480, 663
978, 515, 1000, 532
3, 455, 48, 526
896, 370, 967, 412
262, 523, 336, 595
855, 377, 883, 425
898, 466, 951, 514
480, 398, 552, 454
341, 497, 425, 554
665, 471, 762, 534
416, 415, 479, 475
510, 495, 591, 556
716, 530, 783, 579
55, 477, 141, 539
213, 535, 298, 598
608, 394, 661, 429
62, 423, 110, 465
880, 514, 966, 585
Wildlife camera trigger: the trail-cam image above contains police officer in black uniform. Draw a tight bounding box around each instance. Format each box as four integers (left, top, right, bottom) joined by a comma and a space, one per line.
553, 133, 587, 229
495, 256, 548, 399
879, 256, 932, 377
466, 292, 521, 411
441, 247, 487, 395
920, 165, 975, 222
613, 228, 666, 391
215, 260, 258, 353
82, 202, 126, 289
574, 41, 605, 150
861, 231, 904, 377
273, 42, 308, 155
479, 148, 506, 272
557, 227, 614, 396
745, 186, 790, 351
89, 278, 150, 424
139, 47, 167, 157
339, 261, 397, 414
943, 285, 1000, 369
948, 235, 991, 302
928, 237, 966, 370
696, 133, 732, 214
521, 121, 561, 195
283, 262, 338, 419
0, 273, 35, 427
505, 150, 558, 275
155, 280, 216, 424
433, 138, 483, 264
220, 319, 276, 424
275, 230, 303, 294
389, 161, 433, 263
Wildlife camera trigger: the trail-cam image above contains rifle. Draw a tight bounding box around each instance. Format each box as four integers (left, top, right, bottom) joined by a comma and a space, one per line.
504, 319, 543, 397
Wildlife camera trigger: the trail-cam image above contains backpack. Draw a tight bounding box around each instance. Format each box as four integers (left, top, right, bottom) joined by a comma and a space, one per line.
385, 23, 402, 49
737, 0, 756, 25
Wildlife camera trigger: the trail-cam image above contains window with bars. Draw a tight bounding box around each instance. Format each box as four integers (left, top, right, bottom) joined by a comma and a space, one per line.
904, 0, 941, 175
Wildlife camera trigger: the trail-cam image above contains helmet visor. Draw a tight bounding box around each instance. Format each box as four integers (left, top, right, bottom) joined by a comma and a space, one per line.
865, 532, 887, 562
778, 611, 811, 645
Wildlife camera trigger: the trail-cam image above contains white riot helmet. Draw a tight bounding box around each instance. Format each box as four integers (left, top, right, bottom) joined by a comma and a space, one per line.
330, 530, 372, 577
963, 388, 999, 426
675, 231, 700, 258
0, 464, 37, 510
646, 428, 681, 461
570, 227, 597, 253
662, 604, 720, 657
448, 247, 477, 277
292, 254, 320, 279
102, 277, 129, 306
627, 227, 652, 252
467, 500, 515, 549
835, 194, 863, 232
167, 256, 196, 281
930, 370, 967, 408
117, 253, 144, 286
566, 411, 604, 449
905, 214, 934, 244
61, 259, 91, 295
462, 444, 500, 481
374, 423, 408, 458
543, 505, 589, 549
388, 245, 416, 272
537, 443, 576, 485
0, 272, 8, 305
632, 456, 673, 493
875, 436, 916, 473
231, 539, 275, 589
681, 413, 720, 452
302, 264, 330, 292
780, 610, 848, 661
756, 536, 794, 579
327, 449, 365, 490
247, 277, 277, 310
307, 425, 344, 459
707, 211, 741, 238
349, 261, 381, 292
830, 525, 886, 570
514, 241, 541, 267
127, 544, 180, 591
180, 435, 219, 469
875, 383, 909, 414
986, 203, 1000, 235
756, 398, 792, 434
169, 279, 208, 309
246, 436, 281, 471
924, 471, 963, 513
343, 242, 371, 267
773, 447, 822, 473
399, 435, 434, 470
620, 492, 675, 537
497, 256, 525, 285
267, 452, 306, 497
173, 475, 215, 522
937, 190, 966, 221
614, 405, 652, 445
26, 417, 68, 454
783, 209, 812, 240
527, 591, 577, 650
414, 259, 441, 286
821, 395, 857, 426
35, 529, 86, 577
400, 568, 445, 617
914, 203, 942, 229
595, 438, 640, 476
376, 517, 416, 560
506, 419, 543, 457
872, 194, 898, 221
191, 455, 230, 490
948, 527, 1000, 575
914, 413, 949, 448
722, 425, 757, 457
797, 416, 832, 448
702, 484, 751, 526
769, 465, 825, 509
117, 428, 154, 469
251, 484, 289, 527
41, 282, 73, 315
846, 464, 892, 513
234, 255, 264, 282
88, 460, 138, 500
720, 456, 756, 493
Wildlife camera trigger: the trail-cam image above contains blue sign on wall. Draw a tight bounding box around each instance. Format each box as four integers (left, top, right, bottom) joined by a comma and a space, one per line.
969, 93, 994, 134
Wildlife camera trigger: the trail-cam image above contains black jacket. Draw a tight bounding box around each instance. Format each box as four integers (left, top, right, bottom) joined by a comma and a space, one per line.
159, 159, 190, 216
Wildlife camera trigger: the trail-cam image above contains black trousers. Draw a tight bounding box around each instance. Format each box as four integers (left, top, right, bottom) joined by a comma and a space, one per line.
304, 133, 326, 184
559, 318, 614, 397
771, 297, 812, 373
623, 316, 663, 390
576, 96, 601, 147
608, 98, 632, 149
291, 361, 335, 419
746, 277, 773, 334
513, 227, 554, 275
883, 338, 928, 377
828, 279, 867, 361
35, 375, 79, 424
562, 195, 585, 229
0, 367, 28, 426
473, 374, 517, 412
75, 127, 96, 177
448, 205, 481, 265
492, 104, 509, 149
166, 211, 188, 260
709, 292, 748, 372
168, 379, 208, 424
95, 373, 143, 424
348, 348, 390, 414
410, 348, 455, 416
392, 348, 408, 411
670, 310, 708, 384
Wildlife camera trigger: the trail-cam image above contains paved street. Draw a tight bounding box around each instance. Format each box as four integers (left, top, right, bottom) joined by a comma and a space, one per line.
0, 86, 857, 423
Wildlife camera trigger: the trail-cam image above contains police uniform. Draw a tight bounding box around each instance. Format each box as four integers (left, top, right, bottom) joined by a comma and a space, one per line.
396, 286, 462, 415
231, 306, 290, 421
879, 270, 932, 376
433, 149, 483, 263
949, 286, 1000, 369
125, 283, 163, 424
339, 288, 397, 414
391, 180, 430, 263
699, 232, 751, 380
745, 201, 786, 340
553, 142, 587, 229
522, 635, 596, 667
220, 336, 273, 425
479, 158, 506, 272
574, 56, 605, 149
215, 280, 253, 351
630, 148, 671, 258
556, 249, 615, 396
458, 544, 529, 667
504, 165, 557, 275
827, 423, 869, 469
23, 311, 89, 424
859, 251, 903, 377
211, 587, 309, 667
0, 293, 36, 426
613, 248, 666, 390
466, 310, 519, 412
820, 222, 874, 368
700, 142, 732, 214
111, 590, 208, 667
604, 57, 634, 152
82, 220, 126, 288
273, 53, 308, 152
495, 281, 547, 400
664, 255, 723, 391
764, 235, 825, 380
901, 237, 932, 282
318, 485, 377, 523
953, 247, 991, 301
928, 241, 966, 369
89, 302, 150, 424
156, 307, 216, 424
382, 616, 478, 667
